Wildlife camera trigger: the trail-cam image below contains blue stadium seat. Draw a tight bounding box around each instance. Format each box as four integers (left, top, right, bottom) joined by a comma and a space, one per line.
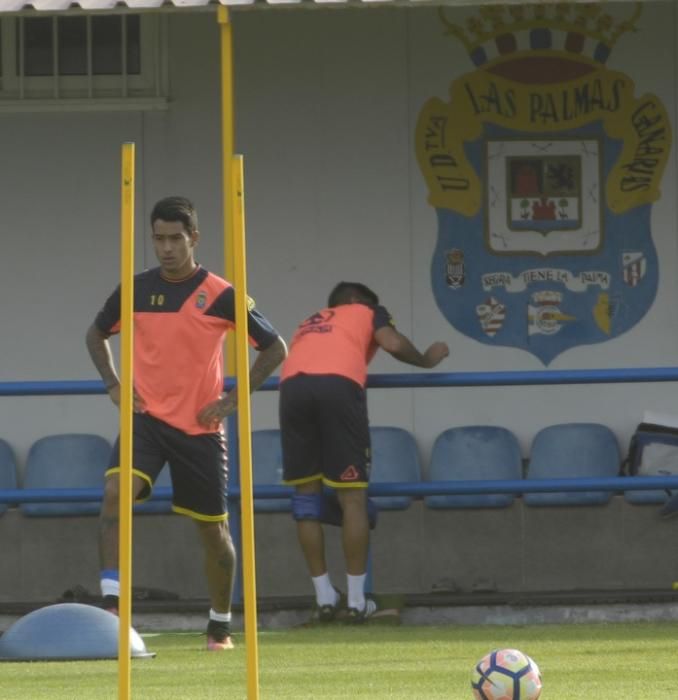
0, 439, 18, 516
251, 429, 289, 512
369, 427, 422, 510
134, 464, 173, 514
524, 423, 620, 506
20, 434, 111, 516
424, 426, 522, 509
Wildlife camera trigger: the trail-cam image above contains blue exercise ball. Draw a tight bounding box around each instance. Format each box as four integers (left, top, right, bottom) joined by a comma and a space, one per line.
0, 603, 154, 660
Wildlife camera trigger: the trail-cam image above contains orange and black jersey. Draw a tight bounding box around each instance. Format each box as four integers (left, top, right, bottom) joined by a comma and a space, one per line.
280, 303, 393, 388
94, 265, 280, 435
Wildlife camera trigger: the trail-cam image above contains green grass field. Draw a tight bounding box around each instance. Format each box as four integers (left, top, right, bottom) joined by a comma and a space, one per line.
1, 622, 676, 699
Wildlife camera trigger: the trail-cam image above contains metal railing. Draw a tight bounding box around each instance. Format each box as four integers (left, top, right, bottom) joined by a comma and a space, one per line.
4, 367, 678, 601
4, 366, 678, 502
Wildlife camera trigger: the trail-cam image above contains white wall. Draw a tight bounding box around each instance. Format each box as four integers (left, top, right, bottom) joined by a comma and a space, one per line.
1, 3, 677, 473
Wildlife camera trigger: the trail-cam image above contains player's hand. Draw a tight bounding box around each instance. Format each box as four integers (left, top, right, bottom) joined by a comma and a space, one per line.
423, 342, 450, 368
197, 394, 237, 430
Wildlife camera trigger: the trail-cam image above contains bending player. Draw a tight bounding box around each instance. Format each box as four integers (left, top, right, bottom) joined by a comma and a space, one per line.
278, 281, 448, 622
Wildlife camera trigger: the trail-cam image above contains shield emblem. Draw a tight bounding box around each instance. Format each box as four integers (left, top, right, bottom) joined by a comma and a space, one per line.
427, 120, 659, 365
416, 5, 669, 365
488, 139, 599, 255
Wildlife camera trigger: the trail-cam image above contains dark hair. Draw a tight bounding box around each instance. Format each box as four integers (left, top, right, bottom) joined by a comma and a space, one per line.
150, 196, 198, 233
327, 281, 379, 308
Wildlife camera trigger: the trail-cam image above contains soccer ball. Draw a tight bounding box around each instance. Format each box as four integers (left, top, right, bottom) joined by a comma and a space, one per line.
471, 648, 542, 700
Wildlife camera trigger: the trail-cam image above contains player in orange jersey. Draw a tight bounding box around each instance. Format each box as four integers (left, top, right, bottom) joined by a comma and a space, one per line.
86, 196, 287, 650
279, 281, 448, 622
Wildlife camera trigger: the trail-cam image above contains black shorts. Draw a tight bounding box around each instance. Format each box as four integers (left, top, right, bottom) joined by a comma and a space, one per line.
107, 412, 228, 521
279, 374, 371, 488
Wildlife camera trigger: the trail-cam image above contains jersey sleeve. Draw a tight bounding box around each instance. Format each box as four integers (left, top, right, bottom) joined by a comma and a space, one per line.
372, 304, 395, 332
207, 287, 281, 350
94, 285, 122, 336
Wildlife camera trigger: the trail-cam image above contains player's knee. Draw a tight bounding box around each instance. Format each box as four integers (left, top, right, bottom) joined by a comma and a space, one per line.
102, 476, 120, 505
291, 493, 323, 521
337, 487, 366, 506
335, 490, 378, 530
195, 520, 233, 552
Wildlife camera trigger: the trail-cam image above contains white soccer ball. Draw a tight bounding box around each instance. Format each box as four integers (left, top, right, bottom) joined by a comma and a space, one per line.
470, 648, 542, 700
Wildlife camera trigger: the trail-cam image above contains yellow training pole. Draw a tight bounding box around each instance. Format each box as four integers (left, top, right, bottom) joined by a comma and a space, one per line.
232, 154, 260, 700
218, 6, 236, 375
118, 142, 135, 700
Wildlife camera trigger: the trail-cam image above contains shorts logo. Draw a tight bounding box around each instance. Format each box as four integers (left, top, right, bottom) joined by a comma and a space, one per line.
340, 465, 360, 481
196, 291, 207, 309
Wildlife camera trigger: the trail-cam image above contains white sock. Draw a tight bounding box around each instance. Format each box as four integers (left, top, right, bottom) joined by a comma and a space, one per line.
100, 570, 120, 598
209, 609, 232, 623
347, 573, 367, 611
312, 573, 337, 607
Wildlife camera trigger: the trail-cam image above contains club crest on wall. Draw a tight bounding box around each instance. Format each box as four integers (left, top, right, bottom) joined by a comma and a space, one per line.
415, 2, 671, 364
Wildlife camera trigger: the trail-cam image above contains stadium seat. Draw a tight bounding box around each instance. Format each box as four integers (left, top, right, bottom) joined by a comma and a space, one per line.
251, 429, 289, 512
523, 423, 620, 506
369, 427, 422, 510
20, 434, 112, 516
0, 439, 18, 516
424, 426, 523, 509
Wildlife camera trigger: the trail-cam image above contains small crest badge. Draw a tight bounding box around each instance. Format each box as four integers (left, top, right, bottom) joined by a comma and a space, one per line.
445, 249, 465, 288
476, 296, 506, 337
527, 291, 576, 336
622, 252, 647, 287
592, 292, 619, 335
196, 291, 207, 309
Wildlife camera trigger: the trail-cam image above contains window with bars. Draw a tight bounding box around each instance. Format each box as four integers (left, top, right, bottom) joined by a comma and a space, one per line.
0, 14, 167, 109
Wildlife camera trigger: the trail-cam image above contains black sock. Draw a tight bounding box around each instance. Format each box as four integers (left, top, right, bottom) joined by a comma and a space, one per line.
207, 619, 231, 640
